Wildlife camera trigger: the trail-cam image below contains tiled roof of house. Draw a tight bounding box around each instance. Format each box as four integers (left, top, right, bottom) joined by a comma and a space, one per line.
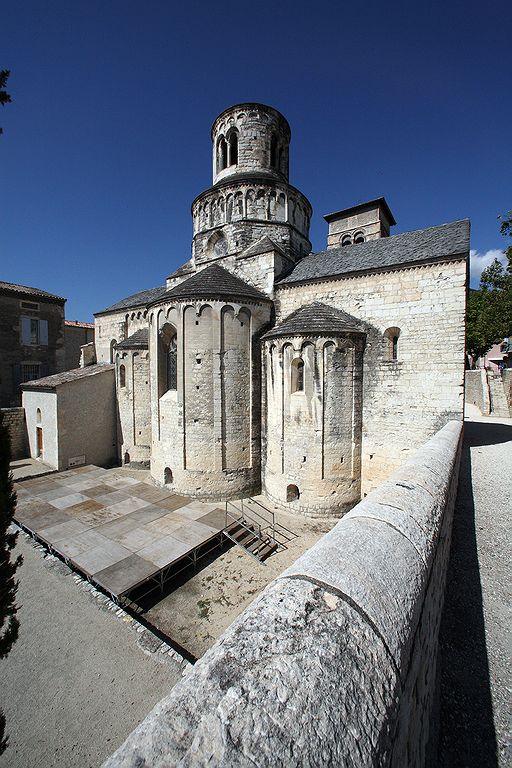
20, 364, 114, 390
262, 302, 364, 339
278, 219, 470, 286
0, 280, 66, 303
160, 264, 270, 303
95, 285, 168, 315
65, 320, 95, 328
115, 329, 149, 349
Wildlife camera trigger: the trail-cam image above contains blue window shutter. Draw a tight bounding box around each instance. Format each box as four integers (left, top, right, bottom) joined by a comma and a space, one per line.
39, 319, 48, 345
21, 316, 31, 344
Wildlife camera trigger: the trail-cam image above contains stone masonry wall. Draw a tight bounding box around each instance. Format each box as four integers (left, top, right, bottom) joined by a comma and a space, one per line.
104, 420, 463, 768
502, 369, 512, 413
464, 369, 490, 414
275, 258, 467, 494
95, 311, 148, 363
1, 407, 28, 460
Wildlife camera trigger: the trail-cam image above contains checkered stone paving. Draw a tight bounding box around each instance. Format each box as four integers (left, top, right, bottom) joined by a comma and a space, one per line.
14, 466, 227, 598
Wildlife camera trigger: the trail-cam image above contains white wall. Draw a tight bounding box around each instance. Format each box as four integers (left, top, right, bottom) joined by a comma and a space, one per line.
22, 390, 59, 469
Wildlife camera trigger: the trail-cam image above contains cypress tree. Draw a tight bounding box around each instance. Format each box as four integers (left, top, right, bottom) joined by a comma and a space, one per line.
0, 410, 23, 754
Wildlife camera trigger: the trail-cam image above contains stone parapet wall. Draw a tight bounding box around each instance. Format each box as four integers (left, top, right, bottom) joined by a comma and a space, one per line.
104, 420, 462, 768
1, 407, 28, 460
501, 369, 512, 413
464, 369, 490, 414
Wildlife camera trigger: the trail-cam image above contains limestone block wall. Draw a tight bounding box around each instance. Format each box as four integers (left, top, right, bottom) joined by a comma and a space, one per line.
191, 181, 311, 262
263, 334, 364, 517
150, 299, 271, 498
64, 323, 94, 370
0, 407, 28, 460
104, 420, 463, 768
275, 259, 467, 494
464, 369, 490, 415
55, 370, 117, 470
326, 205, 392, 247
116, 351, 151, 465
95, 310, 149, 363
503, 369, 512, 413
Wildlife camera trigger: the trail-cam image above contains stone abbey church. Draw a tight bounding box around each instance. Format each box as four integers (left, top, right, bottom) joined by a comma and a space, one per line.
92, 103, 469, 518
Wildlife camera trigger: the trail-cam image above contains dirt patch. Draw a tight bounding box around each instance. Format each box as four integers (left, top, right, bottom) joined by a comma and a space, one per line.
142, 500, 335, 659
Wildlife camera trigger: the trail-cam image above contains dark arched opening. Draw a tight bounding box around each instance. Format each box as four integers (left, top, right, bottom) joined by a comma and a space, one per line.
227, 129, 238, 166
287, 484, 300, 502
158, 323, 177, 397
291, 358, 304, 393
164, 467, 173, 485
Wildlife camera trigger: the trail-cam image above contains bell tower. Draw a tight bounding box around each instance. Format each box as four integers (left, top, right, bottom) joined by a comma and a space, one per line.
191, 103, 312, 265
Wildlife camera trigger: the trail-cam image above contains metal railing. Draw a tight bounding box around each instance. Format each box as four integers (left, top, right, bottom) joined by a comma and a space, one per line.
224, 497, 296, 554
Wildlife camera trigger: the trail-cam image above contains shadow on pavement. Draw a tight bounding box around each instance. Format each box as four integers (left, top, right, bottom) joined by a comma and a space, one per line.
463, 419, 512, 447
436, 422, 498, 767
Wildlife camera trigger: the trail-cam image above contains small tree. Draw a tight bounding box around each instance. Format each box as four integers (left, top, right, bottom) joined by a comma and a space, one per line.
466, 214, 512, 365
0, 70, 11, 136
0, 411, 23, 754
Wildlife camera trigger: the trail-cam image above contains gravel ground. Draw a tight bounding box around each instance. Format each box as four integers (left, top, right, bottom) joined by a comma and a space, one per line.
437, 415, 512, 767
0, 533, 185, 768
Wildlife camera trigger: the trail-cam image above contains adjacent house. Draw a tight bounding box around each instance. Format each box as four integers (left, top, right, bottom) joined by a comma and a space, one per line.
0, 280, 67, 407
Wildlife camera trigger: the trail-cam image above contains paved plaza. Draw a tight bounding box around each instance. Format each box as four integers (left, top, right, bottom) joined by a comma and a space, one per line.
14, 465, 228, 597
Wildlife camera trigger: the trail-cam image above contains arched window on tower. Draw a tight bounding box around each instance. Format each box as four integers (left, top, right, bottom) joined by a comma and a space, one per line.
227, 129, 238, 166
119, 364, 126, 388
217, 136, 228, 172
158, 323, 177, 397
291, 358, 304, 393
353, 231, 365, 244
341, 235, 352, 247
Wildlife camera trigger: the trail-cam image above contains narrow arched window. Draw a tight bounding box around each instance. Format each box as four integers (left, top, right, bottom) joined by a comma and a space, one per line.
220, 138, 227, 170
287, 484, 300, 502
392, 335, 398, 361
158, 324, 177, 397
167, 337, 177, 391
291, 358, 304, 393
110, 339, 117, 363
354, 231, 365, 244
384, 327, 401, 362
341, 235, 352, 247
228, 130, 238, 166
119, 364, 126, 388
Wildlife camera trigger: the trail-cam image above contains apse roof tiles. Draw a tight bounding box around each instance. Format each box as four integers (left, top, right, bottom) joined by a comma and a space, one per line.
262, 302, 364, 339
161, 263, 270, 303
115, 329, 149, 349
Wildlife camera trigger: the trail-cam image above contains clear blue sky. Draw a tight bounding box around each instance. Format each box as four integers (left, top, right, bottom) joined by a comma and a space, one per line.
2, 0, 510, 321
